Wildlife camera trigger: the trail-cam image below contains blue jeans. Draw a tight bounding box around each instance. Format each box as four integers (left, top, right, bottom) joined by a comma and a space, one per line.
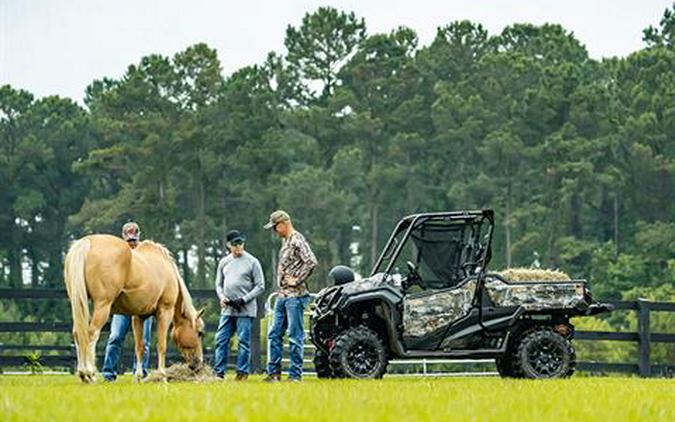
102, 314, 152, 380
267, 295, 310, 379
213, 315, 253, 376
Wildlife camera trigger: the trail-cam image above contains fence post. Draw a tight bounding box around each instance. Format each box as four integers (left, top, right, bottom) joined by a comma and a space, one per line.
250, 295, 263, 374
69, 343, 76, 374
637, 298, 651, 377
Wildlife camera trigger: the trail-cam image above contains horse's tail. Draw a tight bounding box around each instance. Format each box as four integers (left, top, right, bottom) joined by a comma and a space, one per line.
64, 238, 91, 344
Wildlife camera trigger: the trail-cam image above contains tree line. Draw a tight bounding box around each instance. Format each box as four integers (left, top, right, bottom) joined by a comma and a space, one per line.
1, 6, 674, 309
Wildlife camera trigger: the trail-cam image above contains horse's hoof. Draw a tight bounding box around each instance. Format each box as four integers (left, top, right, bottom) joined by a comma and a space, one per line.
80, 372, 95, 384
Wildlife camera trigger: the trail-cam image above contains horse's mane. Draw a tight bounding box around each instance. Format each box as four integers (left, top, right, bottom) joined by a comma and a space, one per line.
140, 240, 198, 323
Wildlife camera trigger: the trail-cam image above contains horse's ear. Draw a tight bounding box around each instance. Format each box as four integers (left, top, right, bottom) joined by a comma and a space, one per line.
197, 307, 206, 319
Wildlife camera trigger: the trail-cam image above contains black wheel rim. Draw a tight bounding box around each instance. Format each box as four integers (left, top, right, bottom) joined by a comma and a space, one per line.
345, 341, 379, 376
526, 337, 565, 377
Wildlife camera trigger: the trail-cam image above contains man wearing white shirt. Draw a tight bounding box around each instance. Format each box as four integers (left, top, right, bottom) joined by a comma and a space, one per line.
213, 230, 265, 380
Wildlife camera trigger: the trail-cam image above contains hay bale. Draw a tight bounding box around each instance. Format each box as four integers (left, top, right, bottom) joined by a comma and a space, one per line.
498, 267, 571, 282
144, 363, 219, 383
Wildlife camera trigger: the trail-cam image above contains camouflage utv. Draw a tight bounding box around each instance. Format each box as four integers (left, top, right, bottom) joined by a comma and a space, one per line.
309, 210, 611, 379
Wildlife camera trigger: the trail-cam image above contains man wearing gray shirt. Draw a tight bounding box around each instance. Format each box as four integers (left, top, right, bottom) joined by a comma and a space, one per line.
213, 230, 265, 380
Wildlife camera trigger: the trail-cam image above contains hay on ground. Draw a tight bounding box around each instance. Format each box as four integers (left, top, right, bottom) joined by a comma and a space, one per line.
144, 363, 219, 383
498, 267, 571, 282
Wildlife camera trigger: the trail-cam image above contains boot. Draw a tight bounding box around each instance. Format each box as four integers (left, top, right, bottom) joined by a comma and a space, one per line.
263, 373, 281, 383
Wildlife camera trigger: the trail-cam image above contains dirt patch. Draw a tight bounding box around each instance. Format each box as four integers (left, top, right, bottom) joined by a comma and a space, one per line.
498, 268, 571, 282
144, 363, 220, 383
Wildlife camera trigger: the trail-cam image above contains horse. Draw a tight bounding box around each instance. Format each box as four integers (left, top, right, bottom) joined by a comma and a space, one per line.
63, 234, 205, 383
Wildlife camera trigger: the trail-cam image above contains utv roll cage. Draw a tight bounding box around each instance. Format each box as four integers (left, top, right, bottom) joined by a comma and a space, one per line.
371, 209, 495, 282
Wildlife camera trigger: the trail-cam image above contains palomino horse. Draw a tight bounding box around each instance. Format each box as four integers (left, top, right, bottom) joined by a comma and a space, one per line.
63, 234, 205, 383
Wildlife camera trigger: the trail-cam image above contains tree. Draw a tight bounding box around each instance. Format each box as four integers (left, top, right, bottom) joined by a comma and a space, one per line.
417, 20, 490, 83
22, 96, 91, 286
338, 27, 422, 268
477, 128, 526, 267
172, 43, 226, 286
643, 3, 675, 48
285, 7, 366, 102
0, 85, 37, 287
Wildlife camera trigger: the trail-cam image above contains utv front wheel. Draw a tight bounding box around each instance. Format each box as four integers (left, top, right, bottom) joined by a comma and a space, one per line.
330, 326, 388, 379
495, 357, 517, 378
513, 328, 575, 379
313, 349, 334, 378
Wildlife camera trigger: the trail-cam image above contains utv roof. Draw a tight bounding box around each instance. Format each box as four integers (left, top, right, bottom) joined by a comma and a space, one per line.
372, 209, 495, 277
400, 209, 494, 223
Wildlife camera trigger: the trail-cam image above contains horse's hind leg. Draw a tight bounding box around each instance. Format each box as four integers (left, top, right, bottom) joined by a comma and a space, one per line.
72, 331, 88, 382
85, 301, 112, 383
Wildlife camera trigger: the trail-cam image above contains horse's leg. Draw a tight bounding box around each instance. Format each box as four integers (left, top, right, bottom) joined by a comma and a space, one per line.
72, 330, 88, 382
85, 300, 112, 383
155, 306, 174, 381
131, 316, 146, 383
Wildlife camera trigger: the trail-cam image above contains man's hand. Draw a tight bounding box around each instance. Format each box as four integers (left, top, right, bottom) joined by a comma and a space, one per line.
230, 297, 245, 311
285, 275, 299, 287
220, 297, 229, 308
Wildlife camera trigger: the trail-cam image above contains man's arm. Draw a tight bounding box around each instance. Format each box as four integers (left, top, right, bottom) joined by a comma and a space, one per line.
215, 258, 227, 304
242, 258, 265, 303
293, 236, 317, 282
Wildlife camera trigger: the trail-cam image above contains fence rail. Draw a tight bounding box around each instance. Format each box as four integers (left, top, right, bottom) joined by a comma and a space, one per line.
1, 288, 673, 377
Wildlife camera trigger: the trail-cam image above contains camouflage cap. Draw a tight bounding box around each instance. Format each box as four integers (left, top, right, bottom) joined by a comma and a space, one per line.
122, 222, 141, 241
264, 210, 291, 229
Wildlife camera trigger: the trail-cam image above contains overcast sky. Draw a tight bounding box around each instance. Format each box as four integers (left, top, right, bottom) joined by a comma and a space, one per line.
1, 0, 671, 103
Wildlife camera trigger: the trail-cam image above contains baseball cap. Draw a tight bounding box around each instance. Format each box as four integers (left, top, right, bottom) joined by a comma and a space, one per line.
263, 210, 291, 230
122, 222, 140, 241
226, 230, 246, 245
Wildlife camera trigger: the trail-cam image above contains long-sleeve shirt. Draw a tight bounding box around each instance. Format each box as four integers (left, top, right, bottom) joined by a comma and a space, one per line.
277, 230, 317, 297
215, 251, 265, 317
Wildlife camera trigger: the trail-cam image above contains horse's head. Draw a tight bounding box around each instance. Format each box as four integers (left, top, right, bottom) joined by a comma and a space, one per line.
172, 307, 206, 370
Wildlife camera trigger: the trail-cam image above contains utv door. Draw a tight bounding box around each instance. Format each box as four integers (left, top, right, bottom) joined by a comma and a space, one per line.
401, 278, 478, 350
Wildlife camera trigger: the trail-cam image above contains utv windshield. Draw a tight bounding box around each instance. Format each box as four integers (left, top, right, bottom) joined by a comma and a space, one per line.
372, 212, 493, 289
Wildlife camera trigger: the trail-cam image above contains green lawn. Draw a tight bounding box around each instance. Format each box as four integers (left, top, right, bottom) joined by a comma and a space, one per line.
1, 375, 673, 421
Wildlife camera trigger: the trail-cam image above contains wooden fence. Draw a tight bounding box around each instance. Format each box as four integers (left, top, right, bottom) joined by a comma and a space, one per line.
1, 289, 673, 377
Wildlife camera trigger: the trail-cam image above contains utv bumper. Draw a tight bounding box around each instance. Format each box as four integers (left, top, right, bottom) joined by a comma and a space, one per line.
582, 302, 614, 316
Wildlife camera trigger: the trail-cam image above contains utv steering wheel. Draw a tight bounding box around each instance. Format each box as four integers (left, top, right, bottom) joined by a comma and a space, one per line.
405, 261, 427, 290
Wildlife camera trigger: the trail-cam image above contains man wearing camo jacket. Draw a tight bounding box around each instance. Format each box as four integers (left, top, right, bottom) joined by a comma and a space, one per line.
263, 210, 317, 382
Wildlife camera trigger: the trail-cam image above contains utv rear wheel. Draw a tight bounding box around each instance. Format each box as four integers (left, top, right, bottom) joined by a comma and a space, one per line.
314, 349, 334, 379
513, 328, 575, 379
330, 326, 388, 379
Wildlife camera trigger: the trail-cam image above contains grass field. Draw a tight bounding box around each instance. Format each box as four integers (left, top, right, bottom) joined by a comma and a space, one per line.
1, 375, 673, 421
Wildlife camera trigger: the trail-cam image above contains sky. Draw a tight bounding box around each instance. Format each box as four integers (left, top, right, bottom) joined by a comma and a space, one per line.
1, 0, 672, 103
